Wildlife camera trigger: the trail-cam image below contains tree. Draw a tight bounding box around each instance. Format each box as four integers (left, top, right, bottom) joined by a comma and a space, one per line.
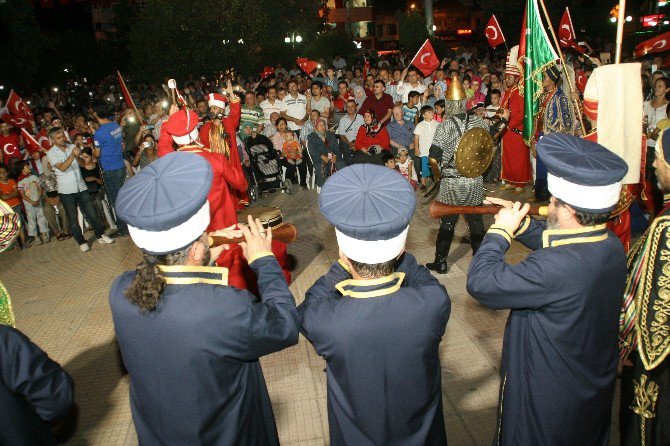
0, 0, 45, 89
128, 0, 327, 82
396, 10, 430, 54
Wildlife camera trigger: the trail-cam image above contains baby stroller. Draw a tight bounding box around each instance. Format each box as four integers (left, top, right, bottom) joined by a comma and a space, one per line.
245, 138, 293, 202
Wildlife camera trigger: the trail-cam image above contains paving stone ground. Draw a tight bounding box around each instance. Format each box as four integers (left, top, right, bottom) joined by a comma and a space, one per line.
0, 184, 621, 445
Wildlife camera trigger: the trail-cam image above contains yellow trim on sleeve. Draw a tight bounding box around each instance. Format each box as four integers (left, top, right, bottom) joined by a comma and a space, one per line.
487, 225, 512, 244
248, 251, 275, 265
514, 217, 531, 237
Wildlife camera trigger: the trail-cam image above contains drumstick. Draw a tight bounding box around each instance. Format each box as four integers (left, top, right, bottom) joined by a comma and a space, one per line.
208, 224, 298, 247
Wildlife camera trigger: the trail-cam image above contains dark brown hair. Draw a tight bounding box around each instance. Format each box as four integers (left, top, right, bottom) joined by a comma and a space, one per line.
124, 249, 188, 312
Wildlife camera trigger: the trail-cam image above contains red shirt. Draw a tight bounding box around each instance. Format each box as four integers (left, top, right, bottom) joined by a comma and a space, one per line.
359, 93, 395, 126
0, 179, 20, 207
0, 134, 21, 166
354, 126, 391, 151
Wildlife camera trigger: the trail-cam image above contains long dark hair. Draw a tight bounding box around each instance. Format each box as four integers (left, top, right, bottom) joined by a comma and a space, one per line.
124, 249, 188, 312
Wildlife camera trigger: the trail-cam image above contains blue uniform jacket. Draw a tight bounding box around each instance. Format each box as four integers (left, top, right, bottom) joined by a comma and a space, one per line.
299, 253, 450, 446
467, 218, 625, 446
109, 255, 299, 445
0, 325, 74, 446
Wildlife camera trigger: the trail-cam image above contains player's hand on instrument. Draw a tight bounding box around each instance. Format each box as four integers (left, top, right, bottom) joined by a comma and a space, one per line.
500, 108, 511, 121
485, 197, 530, 234
208, 225, 243, 260
239, 215, 273, 262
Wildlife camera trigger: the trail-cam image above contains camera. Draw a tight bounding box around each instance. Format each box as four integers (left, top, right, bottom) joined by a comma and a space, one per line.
146, 124, 155, 131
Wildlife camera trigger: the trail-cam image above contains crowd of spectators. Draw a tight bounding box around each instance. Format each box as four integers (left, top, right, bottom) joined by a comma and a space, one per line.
1, 45, 662, 254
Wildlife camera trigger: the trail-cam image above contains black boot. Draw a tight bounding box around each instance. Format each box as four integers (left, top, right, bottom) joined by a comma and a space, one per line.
426, 217, 456, 274
466, 214, 485, 256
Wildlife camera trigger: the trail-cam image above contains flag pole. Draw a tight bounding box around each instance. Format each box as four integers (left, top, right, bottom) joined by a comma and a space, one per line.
537, 0, 586, 135
117, 71, 143, 124
615, 0, 626, 64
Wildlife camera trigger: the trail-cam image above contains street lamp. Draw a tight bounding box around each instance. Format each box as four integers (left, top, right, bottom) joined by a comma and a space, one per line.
284, 32, 302, 50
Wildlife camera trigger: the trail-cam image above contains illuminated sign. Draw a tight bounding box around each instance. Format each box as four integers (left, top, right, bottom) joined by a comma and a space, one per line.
642, 14, 667, 27
457, 29, 472, 35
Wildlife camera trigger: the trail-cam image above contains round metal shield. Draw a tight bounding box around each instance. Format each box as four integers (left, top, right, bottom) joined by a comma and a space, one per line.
455, 128, 495, 178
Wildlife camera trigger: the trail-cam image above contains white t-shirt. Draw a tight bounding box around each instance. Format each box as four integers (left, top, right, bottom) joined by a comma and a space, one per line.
643, 100, 668, 147
259, 99, 283, 125
414, 120, 438, 157
310, 96, 331, 116
396, 81, 427, 104
280, 94, 307, 131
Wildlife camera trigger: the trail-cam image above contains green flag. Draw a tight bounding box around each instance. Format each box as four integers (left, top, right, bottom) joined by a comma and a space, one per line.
520, 0, 558, 142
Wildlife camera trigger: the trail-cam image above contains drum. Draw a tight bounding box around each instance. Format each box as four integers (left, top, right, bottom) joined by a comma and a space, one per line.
237, 206, 284, 229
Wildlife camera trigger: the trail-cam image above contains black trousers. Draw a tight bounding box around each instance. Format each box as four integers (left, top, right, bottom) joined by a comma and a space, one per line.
281, 158, 307, 187
434, 214, 485, 263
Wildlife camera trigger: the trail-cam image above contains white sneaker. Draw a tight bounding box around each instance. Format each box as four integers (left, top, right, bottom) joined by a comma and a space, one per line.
98, 234, 115, 244
80, 243, 90, 252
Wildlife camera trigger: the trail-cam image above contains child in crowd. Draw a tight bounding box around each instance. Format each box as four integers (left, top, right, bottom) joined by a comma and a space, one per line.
434, 100, 445, 123
413, 105, 438, 192
281, 131, 303, 166
0, 163, 28, 248
16, 161, 50, 245
381, 151, 397, 170
402, 91, 421, 124
397, 147, 418, 190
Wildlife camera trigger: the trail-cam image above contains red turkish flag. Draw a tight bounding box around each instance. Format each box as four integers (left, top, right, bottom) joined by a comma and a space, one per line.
6, 90, 33, 120
634, 31, 670, 58
558, 8, 588, 54
35, 128, 50, 151
1, 114, 32, 130
296, 58, 319, 75
20, 128, 42, 154
0, 134, 21, 165
485, 15, 506, 49
260, 66, 275, 80
411, 39, 440, 77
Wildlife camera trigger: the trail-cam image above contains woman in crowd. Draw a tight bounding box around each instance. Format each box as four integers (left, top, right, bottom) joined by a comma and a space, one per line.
307, 118, 344, 188
132, 134, 158, 170
79, 147, 108, 228
354, 109, 390, 153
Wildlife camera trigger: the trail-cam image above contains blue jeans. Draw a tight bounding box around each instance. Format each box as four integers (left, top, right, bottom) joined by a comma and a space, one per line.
102, 167, 128, 233
59, 190, 105, 245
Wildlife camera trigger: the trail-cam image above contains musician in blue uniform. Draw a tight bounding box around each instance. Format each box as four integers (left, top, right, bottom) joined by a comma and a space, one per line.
467, 133, 628, 445
533, 65, 576, 201
109, 152, 300, 445
299, 164, 451, 445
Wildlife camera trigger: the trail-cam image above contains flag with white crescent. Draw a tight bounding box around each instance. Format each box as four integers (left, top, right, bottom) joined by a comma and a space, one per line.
634, 31, 670, 58
411, 39, 440, 77
20, 128, 42, 154
485, 15, 506, 48
1, 114, 32, 130
558, 7, 588, 54
6, 90, 33, 120
296, 57, 319, 75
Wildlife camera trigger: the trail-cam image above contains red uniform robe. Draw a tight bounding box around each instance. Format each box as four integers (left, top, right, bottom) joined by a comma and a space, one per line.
500, 86, 532, 187
199, 102, 249, 209
157, 116, 290, 292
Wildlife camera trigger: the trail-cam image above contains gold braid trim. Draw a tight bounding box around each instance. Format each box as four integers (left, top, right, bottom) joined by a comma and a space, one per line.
209, 122, 231, 158
632, 374, 659, 445
0, 280, 15, 327
635, 217, 670, 370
